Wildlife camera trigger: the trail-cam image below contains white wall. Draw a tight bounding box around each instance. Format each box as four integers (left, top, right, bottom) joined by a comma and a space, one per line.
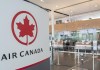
0, 0, 49, 70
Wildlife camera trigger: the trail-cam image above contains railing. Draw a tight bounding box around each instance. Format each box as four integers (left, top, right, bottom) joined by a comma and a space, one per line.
54, 47, 100, 70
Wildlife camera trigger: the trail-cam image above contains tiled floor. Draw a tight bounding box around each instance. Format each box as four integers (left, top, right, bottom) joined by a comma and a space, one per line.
51, 50, 100, 70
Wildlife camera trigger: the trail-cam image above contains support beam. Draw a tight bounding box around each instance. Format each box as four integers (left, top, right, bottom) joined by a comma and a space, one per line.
56, 0, 93, 10
24, 0, 69, 16
51, 10, 55, 64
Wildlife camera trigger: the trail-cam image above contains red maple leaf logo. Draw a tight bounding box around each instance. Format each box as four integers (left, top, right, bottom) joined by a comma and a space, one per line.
16, 16, 35, 45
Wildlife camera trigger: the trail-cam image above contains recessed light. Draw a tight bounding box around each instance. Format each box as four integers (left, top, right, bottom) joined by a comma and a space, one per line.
56, 5, 58, 7
70, 11, 73, 13
40, 0, 44, 2
95, 5, 98, 7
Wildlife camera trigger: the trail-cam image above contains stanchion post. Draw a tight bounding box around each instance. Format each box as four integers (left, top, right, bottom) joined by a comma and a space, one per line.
78, 49, 80, 64
75, 49, 77, 64
75, 49, 76, 59
85, 46, 86, 56
57, 51, 60, 65
93, 52, 94, 70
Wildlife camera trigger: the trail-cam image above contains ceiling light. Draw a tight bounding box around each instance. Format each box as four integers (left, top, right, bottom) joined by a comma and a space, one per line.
70, 11, 73, 13
40, 0, 44, 2
56, 5, 58, 8
94, 5, 98, 7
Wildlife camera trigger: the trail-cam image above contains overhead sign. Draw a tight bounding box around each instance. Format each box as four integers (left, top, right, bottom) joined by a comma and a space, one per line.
0, 0, 50, 70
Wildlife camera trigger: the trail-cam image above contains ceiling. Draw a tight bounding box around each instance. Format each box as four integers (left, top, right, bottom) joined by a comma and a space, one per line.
26, 0, 100, 19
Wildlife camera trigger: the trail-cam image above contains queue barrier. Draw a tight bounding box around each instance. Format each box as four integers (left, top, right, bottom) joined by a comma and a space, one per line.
56, 49, 100, 70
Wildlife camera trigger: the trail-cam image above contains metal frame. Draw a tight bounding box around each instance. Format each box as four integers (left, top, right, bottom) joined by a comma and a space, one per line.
56, 50, 100, 70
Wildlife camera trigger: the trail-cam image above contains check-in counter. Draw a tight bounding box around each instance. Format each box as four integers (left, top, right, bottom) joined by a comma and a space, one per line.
75, 42, 92, 50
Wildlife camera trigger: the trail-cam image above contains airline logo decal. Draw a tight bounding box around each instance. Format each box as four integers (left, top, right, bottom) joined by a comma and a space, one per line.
12, 11, 38, 45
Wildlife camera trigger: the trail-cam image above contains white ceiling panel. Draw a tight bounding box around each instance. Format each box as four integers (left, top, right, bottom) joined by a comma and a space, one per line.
27, 0, 100, 19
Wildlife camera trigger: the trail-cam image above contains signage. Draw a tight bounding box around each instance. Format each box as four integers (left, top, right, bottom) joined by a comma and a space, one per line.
93, 40, 97, 50
0, 0, 50, 70
12, 11, 38, 45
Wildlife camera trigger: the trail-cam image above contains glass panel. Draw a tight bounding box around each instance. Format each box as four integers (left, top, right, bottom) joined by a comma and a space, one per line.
88, 33, 93, 41
82, 34, 87, 40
